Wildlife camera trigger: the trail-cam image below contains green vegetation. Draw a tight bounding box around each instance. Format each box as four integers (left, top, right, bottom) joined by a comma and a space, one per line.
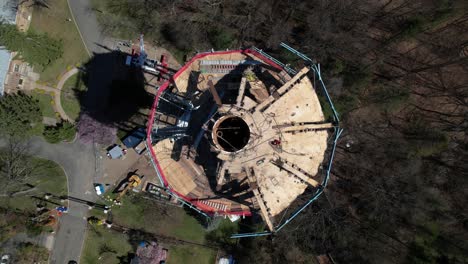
0, 208, 28, 242
343, 65, 372, 91
208, 28, 235, 50
317, 94, 335, 121
393, 1, 458, 42
0, 155, 67, 212
83, 193, 218, 263
243, 68, 257, 82
0, 92, 42, 138
30, 89, 56, 119
206, 219, 239, 250
407, 223, 467, 264
404, 117, 448, 158
82, 224, 217, 264
167, 244, 217, 264
82, 227, 133, 264
30, 0, 88, 83
16, 242, 49, 264
335, 94, 359, 115
371, 84, 410, 112
61, 72, 86, 120
0, 23, 63, 68
91, 0, 159, 40
43, 121, 76, 143
111, 195, 207, 243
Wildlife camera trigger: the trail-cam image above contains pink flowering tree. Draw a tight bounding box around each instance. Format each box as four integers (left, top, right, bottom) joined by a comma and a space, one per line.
77, 113, 117, 145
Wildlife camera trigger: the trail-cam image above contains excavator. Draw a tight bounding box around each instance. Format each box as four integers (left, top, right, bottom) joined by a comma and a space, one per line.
114, 174, 143, 204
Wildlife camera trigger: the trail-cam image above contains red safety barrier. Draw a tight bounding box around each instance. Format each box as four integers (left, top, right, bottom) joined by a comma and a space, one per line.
146, 49, 283, 216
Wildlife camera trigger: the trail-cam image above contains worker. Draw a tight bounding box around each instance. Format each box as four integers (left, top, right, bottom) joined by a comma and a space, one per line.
271, 139, 281, 146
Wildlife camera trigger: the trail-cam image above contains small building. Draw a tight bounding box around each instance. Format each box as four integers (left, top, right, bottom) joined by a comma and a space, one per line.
0, 0, 17, 96
0, 0, 37, 95
107, 145, 125, 159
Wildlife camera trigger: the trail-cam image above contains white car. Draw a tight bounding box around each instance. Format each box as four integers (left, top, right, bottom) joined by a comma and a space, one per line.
1, 254, 10, 264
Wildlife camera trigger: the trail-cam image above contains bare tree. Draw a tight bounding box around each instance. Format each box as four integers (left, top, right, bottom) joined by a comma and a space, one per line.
0, 138, 34, 195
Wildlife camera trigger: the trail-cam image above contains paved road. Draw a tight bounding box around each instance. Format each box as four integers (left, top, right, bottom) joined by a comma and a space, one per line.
2, 137, 99, 263
67, 0, 105, 55
35, 68, 80, 123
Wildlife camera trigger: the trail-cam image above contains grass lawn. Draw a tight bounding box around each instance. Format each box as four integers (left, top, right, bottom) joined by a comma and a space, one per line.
0, 156, 67, 212
81, 225, 217, 264
61, 72, 86, 120
81, 227, 133, 264
30, 90, 57, 119
30, 0, 88, 84
83, 193, 218, 263
16, 243, 50, 264
110, 194, 207, 243
167, 244, 217, 264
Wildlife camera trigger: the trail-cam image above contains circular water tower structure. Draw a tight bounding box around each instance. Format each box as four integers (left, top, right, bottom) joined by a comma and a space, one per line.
146, 47, 341, 236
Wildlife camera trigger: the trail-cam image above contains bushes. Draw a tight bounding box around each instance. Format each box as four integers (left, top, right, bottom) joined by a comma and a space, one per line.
343, 65, 372, 91
208, 27, 235, 50
43, 121, 76, 143
403, 117, 448, 157
0, 23, 63, 68
0, 92, 42, 138
371, 84, 410, 112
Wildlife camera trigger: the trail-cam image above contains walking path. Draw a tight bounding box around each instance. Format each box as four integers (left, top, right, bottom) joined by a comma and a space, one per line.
35, 68, 79, 123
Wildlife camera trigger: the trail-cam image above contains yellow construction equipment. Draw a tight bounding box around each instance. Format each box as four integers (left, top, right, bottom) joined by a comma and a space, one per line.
115, 174, 142, 203
87, 216, 105, 226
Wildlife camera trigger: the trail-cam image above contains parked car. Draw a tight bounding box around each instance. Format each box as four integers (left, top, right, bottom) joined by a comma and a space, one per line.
1, 254, 10, 264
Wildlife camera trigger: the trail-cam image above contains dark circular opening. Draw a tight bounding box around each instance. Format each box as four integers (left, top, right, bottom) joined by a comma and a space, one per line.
214, 116, 250, 152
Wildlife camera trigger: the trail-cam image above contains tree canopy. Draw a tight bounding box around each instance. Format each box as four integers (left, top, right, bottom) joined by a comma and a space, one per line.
43, 121, 76, 143
0, 93, 42, 138
0, 23, 63, 68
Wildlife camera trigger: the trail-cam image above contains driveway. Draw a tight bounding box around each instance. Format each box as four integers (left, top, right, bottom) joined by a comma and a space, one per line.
24, 137, 99, 263
67, 0, 105, 55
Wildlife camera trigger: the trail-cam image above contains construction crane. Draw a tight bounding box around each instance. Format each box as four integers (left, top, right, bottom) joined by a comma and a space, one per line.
114, 174, 142, 204
136, 34, 147, 67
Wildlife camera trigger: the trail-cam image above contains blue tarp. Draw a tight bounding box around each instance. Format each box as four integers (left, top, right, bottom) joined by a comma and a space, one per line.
122, 128, 146, 148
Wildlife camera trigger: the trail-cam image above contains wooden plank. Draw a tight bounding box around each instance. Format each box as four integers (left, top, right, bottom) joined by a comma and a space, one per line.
255, 67, 310, 112
236, 77, 247, 107
244, 167, 274, 231
272, 161, 319, 187
208, 80, 222, 106
280, 122, 334, 133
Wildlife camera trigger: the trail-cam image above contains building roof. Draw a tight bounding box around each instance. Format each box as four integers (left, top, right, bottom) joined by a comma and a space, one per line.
0, 0, 17, 24
108, 145, 124, 159
0, 48, 11, 95
0, 0, 16, 95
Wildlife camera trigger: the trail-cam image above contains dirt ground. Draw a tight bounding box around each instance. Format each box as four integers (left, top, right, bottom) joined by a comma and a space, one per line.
100, 149, 161, 192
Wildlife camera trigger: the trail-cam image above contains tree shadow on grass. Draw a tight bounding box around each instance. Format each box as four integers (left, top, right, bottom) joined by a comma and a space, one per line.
74, 49, 154, 145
